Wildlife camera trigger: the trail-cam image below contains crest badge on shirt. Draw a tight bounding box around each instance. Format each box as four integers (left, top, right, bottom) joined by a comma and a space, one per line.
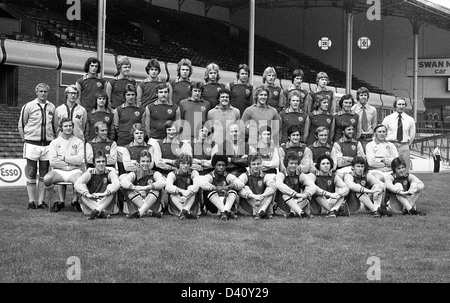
134, 111, 140, 117
167, 109, 173, 115
298, 117, 303, 122
104, 117, 110, 122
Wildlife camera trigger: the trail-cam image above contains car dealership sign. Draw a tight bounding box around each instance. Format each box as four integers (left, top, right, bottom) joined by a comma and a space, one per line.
406, 58, 450, 76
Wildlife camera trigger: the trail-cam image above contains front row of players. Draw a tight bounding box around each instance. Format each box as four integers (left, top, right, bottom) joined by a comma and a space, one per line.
67, 145, 424, 221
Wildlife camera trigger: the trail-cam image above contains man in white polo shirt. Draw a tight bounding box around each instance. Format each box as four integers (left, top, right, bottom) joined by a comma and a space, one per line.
382, 97, 415, 173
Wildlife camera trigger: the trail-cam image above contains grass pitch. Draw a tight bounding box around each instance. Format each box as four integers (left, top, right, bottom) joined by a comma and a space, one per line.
0, 172, 449, 283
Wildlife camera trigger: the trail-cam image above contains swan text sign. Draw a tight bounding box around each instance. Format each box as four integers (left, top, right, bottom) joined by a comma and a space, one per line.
407, 58, 450, 77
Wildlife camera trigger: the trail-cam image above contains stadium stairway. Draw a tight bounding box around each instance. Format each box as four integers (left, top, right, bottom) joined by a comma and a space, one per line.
0, 106, 23, 159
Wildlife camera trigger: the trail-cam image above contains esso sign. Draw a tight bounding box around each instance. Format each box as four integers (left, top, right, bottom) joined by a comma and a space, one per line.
0, 162, 22, 183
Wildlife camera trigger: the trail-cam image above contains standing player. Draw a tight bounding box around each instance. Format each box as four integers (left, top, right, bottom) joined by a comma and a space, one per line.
106, 56, 137, 110
113, 84, 145, 147
242, 86, 281, 147
202, 62, 225, 108
85, 90, 114, 142
18, 83, 56, 210
144, 83, 178, 141
176, 82, 211, 142
225, 63, 253, 116
331, 93, 360, 142
305, 72, 336, 115
283, 69, 308, 112
258, 66, 284, 113
170, 58, 193, 106
279, 90, 309, 145
137, 58, 172, 109
74, 150, 120, 220
304, 93, 333, 146
76, 57, 106, 113
54, 85, 87, 142
206, 88, 240, 144
352, 87, 377, 152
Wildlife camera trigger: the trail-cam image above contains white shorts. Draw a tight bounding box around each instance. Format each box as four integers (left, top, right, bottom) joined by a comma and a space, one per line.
52, 169, 83, 182
23, 143, 50, 161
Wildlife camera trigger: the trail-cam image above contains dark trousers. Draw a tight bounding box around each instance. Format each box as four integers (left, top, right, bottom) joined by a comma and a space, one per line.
434, 155, 441, 173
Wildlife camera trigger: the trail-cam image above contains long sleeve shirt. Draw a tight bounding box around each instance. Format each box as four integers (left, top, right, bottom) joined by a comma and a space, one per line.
54, 103, 88, 142
366, 139, 399, 171
18, 99, 56, 144
49, 135, 84, 170
382, 112, 416, 145
74, 167, 120, 196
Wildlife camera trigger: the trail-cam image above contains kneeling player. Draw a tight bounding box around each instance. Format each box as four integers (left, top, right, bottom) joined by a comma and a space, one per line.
74, 150, 120, 220
275, 151, 316, 219
385, 157, 425, 216
309, 154, 350, 218
120, 150, 166, 218
343, 156, 386, 218
165, 153, 201, 220
200, 154, 244, 220
238, 154, 277, 220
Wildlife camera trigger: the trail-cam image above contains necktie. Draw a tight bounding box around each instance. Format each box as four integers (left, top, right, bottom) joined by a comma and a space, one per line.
361, 106, 368, 132
397, 113, 403, 142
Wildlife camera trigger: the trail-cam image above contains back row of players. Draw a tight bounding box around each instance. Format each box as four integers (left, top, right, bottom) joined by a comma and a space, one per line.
19, 56, 423, 220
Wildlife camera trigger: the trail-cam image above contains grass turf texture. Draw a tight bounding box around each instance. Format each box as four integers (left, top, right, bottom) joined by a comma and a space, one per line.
0, 172, 449, 283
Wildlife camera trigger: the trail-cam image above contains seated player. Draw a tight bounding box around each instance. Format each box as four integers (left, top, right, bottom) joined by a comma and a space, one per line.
331, 120, 365, 179
119, 150, 166, 219
74, 150, 120, 220
44, 118, 84, 212
343, 156, 386, 218
275, 152, 316, 219
309, 154, 350, 218
248, 126, 280, 174
200, 154, 244, 220
85, 121, 117, 169
303, 126, 335, 173
384, 157, 426, 216
165, 153, 202, 220
279, 125, 310, 174
237, 154, 277, 220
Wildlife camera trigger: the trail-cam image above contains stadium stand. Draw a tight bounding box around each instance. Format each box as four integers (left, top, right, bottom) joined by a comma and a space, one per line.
0, 0, 395, 158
